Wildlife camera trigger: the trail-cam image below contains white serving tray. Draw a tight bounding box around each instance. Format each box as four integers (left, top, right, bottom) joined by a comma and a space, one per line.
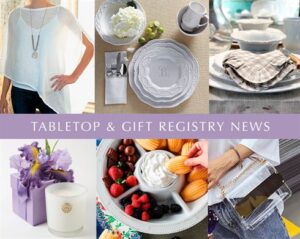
97, 139, 208, 234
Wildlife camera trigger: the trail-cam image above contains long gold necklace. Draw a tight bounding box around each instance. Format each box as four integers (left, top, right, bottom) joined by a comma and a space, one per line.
30, 7, 48, 59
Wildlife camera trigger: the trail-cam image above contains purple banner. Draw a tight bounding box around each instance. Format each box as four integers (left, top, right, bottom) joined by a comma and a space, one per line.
0, 114, 299, 139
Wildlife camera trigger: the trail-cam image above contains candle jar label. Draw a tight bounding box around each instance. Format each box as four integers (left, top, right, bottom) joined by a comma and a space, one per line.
61, 203, 72, 214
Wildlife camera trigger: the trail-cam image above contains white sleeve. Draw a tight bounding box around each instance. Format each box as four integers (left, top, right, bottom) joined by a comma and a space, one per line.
239, 139, 280, 165
3, 9, 18, 79
58, 7, 83, 40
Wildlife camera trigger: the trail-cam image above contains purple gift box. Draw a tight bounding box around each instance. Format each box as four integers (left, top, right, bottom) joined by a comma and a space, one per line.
10, 174, 54, 226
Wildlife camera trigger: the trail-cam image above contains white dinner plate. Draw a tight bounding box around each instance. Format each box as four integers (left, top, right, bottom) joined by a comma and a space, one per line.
129, 39, 199, 108
138, 47, 190, 98
133, 40, 196, 101
210, 74, 300, 94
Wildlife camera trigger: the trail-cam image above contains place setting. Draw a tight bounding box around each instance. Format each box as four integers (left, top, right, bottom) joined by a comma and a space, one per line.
95, 0, 208, 109
209, 3, 300, 95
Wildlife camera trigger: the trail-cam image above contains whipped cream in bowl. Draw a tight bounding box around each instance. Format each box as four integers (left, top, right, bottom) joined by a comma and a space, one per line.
134, 150, 185, 201
140, 151, 177, 188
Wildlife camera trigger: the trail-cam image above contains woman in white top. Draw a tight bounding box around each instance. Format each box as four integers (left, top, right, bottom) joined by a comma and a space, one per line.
0, 0, 94, 114
208, 139, 289, 239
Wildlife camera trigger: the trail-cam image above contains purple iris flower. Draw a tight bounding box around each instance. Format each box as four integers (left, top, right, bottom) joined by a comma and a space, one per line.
50, 149, 72, 171
10, 155, 31, 171
10, 141, 74, 200
18, 142, 40, 163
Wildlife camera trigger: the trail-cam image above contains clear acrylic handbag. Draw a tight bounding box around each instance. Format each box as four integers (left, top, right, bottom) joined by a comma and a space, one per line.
217, 155, 292, 230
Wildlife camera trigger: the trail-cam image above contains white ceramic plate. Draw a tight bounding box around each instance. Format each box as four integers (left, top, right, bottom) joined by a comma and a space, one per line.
138, 47, 190, 98
131, 42, 196, 109
133, 40, 198, 102
132, 41, 198, 107
133, 41, 195, 100
129, 39, 199, 108
97, 139, 208, 235
95, 0, 146, 46
209, 74, 300, 94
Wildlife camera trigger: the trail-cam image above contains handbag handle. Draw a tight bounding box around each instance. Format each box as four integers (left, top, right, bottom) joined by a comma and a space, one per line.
216, 154, 267, 199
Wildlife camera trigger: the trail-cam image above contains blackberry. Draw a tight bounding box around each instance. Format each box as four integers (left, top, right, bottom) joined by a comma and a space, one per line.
149, 206, 164, 219
170, 204, 182, 213
148, 195, 158, 208
161, 204, 170, 214
134, 190, 144, 196
132, 208, 143, 219
120, 196, 131, 207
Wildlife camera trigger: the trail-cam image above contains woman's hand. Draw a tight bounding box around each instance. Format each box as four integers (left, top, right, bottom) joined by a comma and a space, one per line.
49, 34, 94, 92
185, 140, 208, 168
0, 98, 9, 114
208, 150, 239, 189
50, 74, 78, 91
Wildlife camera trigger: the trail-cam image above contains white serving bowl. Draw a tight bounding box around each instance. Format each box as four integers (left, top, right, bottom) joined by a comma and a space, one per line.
177, 6, 208, 37
97, 139, 208, 235
134, 150, 185, 201
95, 0, 146, 46
231, 29, 286, 52
236, 18, 273, 31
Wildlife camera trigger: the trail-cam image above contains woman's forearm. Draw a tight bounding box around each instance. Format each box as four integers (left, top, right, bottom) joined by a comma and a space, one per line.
222, 144, 254, 171
71, 33, 94, 80
1, 77, 12, 100
208, 144, 254, 188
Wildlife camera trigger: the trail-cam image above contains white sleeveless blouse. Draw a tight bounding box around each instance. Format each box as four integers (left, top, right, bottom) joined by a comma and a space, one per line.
3, 6, 84, 113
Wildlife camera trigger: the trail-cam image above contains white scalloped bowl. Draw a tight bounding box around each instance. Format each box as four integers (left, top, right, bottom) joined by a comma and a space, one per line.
97, 139, 208, 235
236, 18, 273, 31
95, 0, 146, 46
231, 29, 286, 52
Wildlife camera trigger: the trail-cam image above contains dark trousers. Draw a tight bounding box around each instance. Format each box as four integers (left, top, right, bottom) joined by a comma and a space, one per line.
11, 86, 57, 114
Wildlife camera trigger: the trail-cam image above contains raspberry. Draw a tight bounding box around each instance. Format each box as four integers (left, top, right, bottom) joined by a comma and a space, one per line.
131, 194, 139, 202
125, 205, 134, 216
142, 203, 151, 211
142, 211, 150, 221
138, 194, 149, 203
132, 200, 141, 209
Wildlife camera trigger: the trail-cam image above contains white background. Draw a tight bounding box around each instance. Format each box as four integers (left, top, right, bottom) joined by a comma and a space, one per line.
0, 139, 96, 239
69, 0, 95, 113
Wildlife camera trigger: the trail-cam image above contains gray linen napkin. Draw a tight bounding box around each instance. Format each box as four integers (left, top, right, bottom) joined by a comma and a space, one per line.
223, 50, 296, 91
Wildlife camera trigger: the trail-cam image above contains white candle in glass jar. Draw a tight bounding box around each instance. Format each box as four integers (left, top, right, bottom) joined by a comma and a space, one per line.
45, 183, 88, 237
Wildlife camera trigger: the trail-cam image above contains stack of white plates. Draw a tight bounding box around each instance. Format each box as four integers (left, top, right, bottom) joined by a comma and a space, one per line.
209, 50, 300, 93
129, 39, 199, 108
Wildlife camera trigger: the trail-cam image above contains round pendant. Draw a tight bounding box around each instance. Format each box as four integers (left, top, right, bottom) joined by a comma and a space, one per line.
32, 51, 38, 59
